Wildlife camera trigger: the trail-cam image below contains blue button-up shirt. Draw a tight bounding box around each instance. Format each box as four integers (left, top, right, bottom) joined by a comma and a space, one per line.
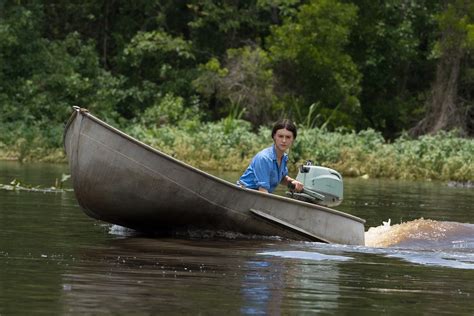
239, 145, 288, 193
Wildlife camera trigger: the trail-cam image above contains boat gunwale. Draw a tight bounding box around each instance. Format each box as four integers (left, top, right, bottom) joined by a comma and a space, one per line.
64, 107, 365, 224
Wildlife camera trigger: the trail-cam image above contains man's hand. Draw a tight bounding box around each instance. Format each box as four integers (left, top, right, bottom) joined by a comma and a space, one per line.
284, 176, 304, 192
291, 179, 304, 192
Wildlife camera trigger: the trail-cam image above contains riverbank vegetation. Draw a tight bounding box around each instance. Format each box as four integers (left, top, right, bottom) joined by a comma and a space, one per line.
117, 119, 474, 181
0, 1, 473, 181
0, 115, 472, 181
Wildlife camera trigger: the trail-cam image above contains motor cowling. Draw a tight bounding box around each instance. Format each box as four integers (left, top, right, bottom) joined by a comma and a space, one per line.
287, 161, 343, 207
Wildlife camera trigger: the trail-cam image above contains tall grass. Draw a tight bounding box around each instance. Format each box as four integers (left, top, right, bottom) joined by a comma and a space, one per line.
0, 122, 65, 163
1, 118, 472, 181
126, 122, 473, 181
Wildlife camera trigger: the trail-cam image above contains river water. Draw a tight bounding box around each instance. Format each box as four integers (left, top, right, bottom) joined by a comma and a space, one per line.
1, 161, 473, 314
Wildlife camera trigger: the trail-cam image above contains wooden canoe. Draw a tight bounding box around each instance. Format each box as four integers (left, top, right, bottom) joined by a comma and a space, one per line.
64, 107, 365, 245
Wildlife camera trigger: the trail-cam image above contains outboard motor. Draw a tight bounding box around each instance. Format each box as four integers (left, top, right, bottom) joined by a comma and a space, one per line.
287, 160, 343, 207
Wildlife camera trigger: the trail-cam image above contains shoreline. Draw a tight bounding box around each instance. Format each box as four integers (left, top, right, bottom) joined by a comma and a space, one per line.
1, 157, 472, 184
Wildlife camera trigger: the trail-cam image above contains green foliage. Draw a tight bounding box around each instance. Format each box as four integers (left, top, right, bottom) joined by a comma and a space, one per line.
194, 46, 277, 125
322, 129, 473, 181
136, 93, 201, 128
435, 1, 474, 136
187, 0, 273, 56
116, 29, 198, 117
256, 0, 301, 18
123, 30, 194, 66
349, 0, 441, 137
120, 28, 196, 94
390, 131, 474, 180
436, 0, 474, 51
222, 103, 247, 134
292, 102, 344, 130
120, 103, 474, 181
0, 0, 473, 174
0, 6, 122, 124
127, 117, 265, 171
0, 120, 65, 163
268, 0, 361, 129
122, 121, 473, 181
125, 93, 202, 148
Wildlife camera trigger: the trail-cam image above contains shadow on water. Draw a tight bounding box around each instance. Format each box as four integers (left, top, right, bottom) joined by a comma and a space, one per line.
60, 235, 361, 314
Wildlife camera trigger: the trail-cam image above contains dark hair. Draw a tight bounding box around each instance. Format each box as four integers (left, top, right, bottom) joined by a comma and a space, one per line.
271, 119, 297, 139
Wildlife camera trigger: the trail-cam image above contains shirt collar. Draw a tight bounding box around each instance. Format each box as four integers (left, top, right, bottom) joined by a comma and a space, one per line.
271, 144, 288, 163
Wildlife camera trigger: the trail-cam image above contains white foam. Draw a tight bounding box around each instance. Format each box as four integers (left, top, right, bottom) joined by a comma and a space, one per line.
259, 250, 352, 262
364, 218, 474, 248
108, 224, 137, 237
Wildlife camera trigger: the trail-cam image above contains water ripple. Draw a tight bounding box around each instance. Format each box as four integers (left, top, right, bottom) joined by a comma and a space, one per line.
259, 250, 353, 262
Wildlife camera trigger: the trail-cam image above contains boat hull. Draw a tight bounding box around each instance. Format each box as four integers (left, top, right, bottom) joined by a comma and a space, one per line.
64, 108, 365, 244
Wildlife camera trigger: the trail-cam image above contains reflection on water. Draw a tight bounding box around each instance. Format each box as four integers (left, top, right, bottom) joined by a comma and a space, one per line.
1, 161, 474, 314
58, 238, 348, 314
240, 259, 286, 314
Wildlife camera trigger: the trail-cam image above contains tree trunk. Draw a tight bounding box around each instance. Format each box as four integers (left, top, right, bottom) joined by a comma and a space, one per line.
410, 2, 470, 137
411, 49, 464, 136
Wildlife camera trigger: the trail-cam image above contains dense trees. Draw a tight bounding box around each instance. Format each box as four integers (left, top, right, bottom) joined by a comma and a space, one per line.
411, 0, 474, 136
268, 0, 360, 129
0, 0, 472, 141
347, 0, 442, 137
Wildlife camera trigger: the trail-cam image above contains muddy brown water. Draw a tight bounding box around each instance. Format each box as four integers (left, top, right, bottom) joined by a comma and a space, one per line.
1, 161, 473, 314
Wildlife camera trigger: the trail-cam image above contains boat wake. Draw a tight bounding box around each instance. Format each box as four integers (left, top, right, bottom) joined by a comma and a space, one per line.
365, 218, 474, 250
107, 219, 474, 270
362, 219, 474, 269
261, 219, 474, 270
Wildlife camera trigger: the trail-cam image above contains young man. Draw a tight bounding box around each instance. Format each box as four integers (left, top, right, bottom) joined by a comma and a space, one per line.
238, 119, 304, 193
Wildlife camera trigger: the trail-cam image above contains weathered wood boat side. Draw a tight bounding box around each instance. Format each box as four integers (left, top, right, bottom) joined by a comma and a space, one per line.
64, 107, 365, 245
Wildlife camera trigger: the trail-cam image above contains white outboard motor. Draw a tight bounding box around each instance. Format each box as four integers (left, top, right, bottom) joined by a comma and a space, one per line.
287, 160, 343, 207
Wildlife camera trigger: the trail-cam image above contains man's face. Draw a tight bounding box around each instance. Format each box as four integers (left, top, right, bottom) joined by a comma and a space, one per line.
273, 128, 294, 152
